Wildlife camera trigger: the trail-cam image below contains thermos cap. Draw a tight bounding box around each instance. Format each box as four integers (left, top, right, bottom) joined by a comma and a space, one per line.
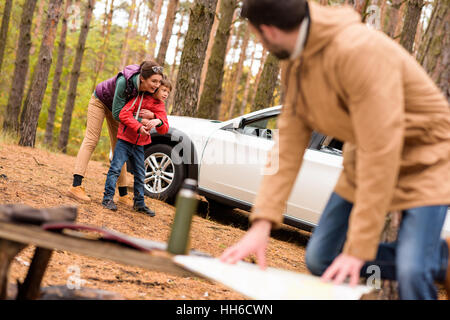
182, 179, 198, 192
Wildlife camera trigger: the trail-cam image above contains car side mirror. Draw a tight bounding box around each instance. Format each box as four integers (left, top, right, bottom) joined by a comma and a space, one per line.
232, 118, 244, 130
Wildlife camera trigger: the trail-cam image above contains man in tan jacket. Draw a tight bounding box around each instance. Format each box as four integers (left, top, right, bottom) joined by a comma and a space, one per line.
220, 0, 450, 299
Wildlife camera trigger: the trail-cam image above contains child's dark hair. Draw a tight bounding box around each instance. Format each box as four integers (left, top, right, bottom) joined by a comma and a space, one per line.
160, 76, 173, 91
139, 60, 164, 79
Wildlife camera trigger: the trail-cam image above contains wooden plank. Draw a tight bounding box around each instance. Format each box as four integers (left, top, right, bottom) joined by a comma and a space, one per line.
0, 221, 194, 278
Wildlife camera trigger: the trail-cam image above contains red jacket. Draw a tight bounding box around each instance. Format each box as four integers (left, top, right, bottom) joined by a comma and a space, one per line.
118, 93, 169, 146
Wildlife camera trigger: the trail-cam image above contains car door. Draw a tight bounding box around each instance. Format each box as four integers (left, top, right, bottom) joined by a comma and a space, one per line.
199, 114, 277, 204
285, 138, 343, 226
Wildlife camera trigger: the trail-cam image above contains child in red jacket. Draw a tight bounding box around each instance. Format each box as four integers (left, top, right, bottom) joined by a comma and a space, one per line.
102, 82, 170, 215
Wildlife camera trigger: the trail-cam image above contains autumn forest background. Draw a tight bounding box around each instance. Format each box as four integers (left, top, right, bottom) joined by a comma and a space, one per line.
0, 0, 448, 162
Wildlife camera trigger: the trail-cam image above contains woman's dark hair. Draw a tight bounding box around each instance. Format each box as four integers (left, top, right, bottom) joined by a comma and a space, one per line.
241, 0, 307, 31
139, 60, 164, 79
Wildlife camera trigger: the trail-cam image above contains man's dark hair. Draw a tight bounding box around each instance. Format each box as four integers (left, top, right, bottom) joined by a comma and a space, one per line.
241, 0, 307, 31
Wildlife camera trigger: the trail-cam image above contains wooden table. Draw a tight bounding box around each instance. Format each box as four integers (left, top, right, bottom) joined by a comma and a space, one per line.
0, 220, 196, 300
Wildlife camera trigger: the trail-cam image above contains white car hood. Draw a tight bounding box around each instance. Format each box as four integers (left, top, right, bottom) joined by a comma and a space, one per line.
167, 116, 223, 134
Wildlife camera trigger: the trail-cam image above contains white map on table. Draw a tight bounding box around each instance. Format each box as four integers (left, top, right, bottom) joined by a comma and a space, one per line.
174, 255, 373, 300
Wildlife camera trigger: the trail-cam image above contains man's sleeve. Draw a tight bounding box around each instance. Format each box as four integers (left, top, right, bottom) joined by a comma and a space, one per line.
112, 76, 128, 121
250, 106, 312, 228
337, 39, 404, 261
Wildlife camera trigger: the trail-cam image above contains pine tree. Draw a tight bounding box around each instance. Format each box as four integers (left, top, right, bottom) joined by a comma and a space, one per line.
197, 0, 236, 119
172, 0, 218, 117
156, 0, 179, 66
19, 0, 64, 147
3, 0, 38, 133
120, 0, 137, 68
198, 0, 221, 99
146, 0, 163, 60
0, 0, 13, 75
417, 0, 449, 101
44, 0, 72, 146
400, 0, 424, 53
227, 25, 249, 119
240, 43, 256, 115
91, 0, 115, 93
57, 0, 95, 152
251, 53, 279, 112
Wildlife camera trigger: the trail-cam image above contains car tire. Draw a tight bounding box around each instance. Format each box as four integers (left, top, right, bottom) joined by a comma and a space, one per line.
143, 144, 184, 203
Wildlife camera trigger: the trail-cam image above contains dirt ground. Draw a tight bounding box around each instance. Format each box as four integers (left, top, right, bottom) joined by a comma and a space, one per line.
0, 142, 312, 300
0, 142, 447, 300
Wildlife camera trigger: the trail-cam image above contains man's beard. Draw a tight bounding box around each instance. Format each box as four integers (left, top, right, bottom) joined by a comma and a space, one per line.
271, 49, 291, 60
261, 34, 291, 60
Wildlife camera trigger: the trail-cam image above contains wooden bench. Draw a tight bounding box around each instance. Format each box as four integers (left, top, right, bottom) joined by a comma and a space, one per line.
0, 218, 197, 300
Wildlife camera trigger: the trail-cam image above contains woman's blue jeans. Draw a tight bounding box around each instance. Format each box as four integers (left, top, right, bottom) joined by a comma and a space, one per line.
305, 192, 449, 300
103, 139, 145, 208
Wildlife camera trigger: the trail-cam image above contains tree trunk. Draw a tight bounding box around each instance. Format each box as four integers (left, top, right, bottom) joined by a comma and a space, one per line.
353, 0, 370, 20
240, 44, 256, 115
250, 47, 267, 108
219, 21, 242, 119
417, 0, 449, 102
44, 0, 72, 146
400, 0, 424, 53
57, 0, 95, 152
172, 0, 218, 117
30, 0, 47, 57
129, 0, 144, 65
120, 0, 137, 69
251, 52, 279, 112
156, 0, 179, 66
18, 0, 63, 147
170, 12, 185, 79
2, 0, 38, 134
34, 0, 47, 36
198, 0, 221, 100
384, 0, 403, 38
0, 0, 13, 75
167, 13, 186, 113
146, 0, 163, 60
91, 0, 114, 93
197, 0, 236, 119
227, 25, 249, 119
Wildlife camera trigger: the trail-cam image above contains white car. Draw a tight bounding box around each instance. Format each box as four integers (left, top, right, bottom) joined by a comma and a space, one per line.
143, 106, 450, 238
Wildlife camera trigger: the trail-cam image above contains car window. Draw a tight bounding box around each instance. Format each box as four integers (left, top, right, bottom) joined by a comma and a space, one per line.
319, 136, 343, 155
239, 116, 278, 140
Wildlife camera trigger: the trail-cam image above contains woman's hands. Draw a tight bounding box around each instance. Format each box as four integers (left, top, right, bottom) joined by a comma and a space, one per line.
219, 219, 272, 269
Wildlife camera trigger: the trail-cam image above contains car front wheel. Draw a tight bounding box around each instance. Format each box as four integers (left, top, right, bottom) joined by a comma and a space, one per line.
143, 144, 184, 203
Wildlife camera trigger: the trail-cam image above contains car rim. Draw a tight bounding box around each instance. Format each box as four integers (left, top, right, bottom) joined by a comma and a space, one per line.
144, 152, 175, 194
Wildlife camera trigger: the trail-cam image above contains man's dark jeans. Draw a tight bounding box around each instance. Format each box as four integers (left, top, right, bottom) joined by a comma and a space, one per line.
103, 139, 145, 208
305, 192, 449, 300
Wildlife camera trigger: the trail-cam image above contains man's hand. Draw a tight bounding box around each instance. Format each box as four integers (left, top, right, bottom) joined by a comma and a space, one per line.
219, 219, 272, 269
321, 253, 364, 287
139, 126, 150, 136
139, 109, 155, 119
